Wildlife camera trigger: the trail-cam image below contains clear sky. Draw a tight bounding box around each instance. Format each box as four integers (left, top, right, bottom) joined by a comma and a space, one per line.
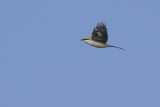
1, 0, 160, 107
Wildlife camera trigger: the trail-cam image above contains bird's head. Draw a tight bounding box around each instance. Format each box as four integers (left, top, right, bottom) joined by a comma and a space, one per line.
81, 37, 90, 41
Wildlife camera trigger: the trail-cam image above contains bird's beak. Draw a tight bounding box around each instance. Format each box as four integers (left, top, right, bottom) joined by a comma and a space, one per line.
81, 39, 84, 41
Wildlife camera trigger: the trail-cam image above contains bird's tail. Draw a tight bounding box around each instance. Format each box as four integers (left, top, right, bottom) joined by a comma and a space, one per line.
109, 45, 125, 50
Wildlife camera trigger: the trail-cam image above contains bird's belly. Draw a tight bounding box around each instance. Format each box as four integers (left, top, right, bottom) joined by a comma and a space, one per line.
84, 40, 107, 48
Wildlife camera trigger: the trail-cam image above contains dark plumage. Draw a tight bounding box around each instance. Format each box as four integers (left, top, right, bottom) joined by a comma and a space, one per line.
91, 22, 108, 43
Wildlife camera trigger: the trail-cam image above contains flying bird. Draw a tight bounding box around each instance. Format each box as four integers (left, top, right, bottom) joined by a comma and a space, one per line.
81, 22, 124, 50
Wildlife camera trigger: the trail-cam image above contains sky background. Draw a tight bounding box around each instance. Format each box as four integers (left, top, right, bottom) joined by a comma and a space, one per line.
0, 0, 160, 107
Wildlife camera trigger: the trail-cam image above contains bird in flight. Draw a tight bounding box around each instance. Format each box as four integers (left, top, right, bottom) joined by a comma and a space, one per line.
81, 22, 125, 50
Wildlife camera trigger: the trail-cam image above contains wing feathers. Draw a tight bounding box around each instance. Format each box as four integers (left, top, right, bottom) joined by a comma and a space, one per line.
91, 22, 108, 43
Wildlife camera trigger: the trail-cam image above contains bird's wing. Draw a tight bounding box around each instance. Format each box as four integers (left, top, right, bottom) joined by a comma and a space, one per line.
91, 22, 108, 43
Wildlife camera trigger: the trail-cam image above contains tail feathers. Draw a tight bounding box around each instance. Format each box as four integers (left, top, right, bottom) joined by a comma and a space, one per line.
110, 45, 125, 50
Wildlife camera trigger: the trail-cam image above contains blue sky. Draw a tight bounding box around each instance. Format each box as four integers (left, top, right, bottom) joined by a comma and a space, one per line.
0, 0, 160, 107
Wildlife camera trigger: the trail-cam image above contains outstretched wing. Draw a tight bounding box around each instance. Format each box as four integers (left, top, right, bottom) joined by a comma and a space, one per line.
91, 22, 108, 43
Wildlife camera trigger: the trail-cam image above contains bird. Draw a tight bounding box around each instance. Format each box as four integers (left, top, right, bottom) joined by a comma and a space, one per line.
81, 22, 125, 50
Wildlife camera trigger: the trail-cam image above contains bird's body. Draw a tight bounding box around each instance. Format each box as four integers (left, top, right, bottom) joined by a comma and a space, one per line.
81, 22, 124, 50
82, 38, 111, 48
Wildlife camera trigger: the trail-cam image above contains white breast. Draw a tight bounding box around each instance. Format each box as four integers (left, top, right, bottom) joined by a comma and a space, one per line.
83, 40, 107, 48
